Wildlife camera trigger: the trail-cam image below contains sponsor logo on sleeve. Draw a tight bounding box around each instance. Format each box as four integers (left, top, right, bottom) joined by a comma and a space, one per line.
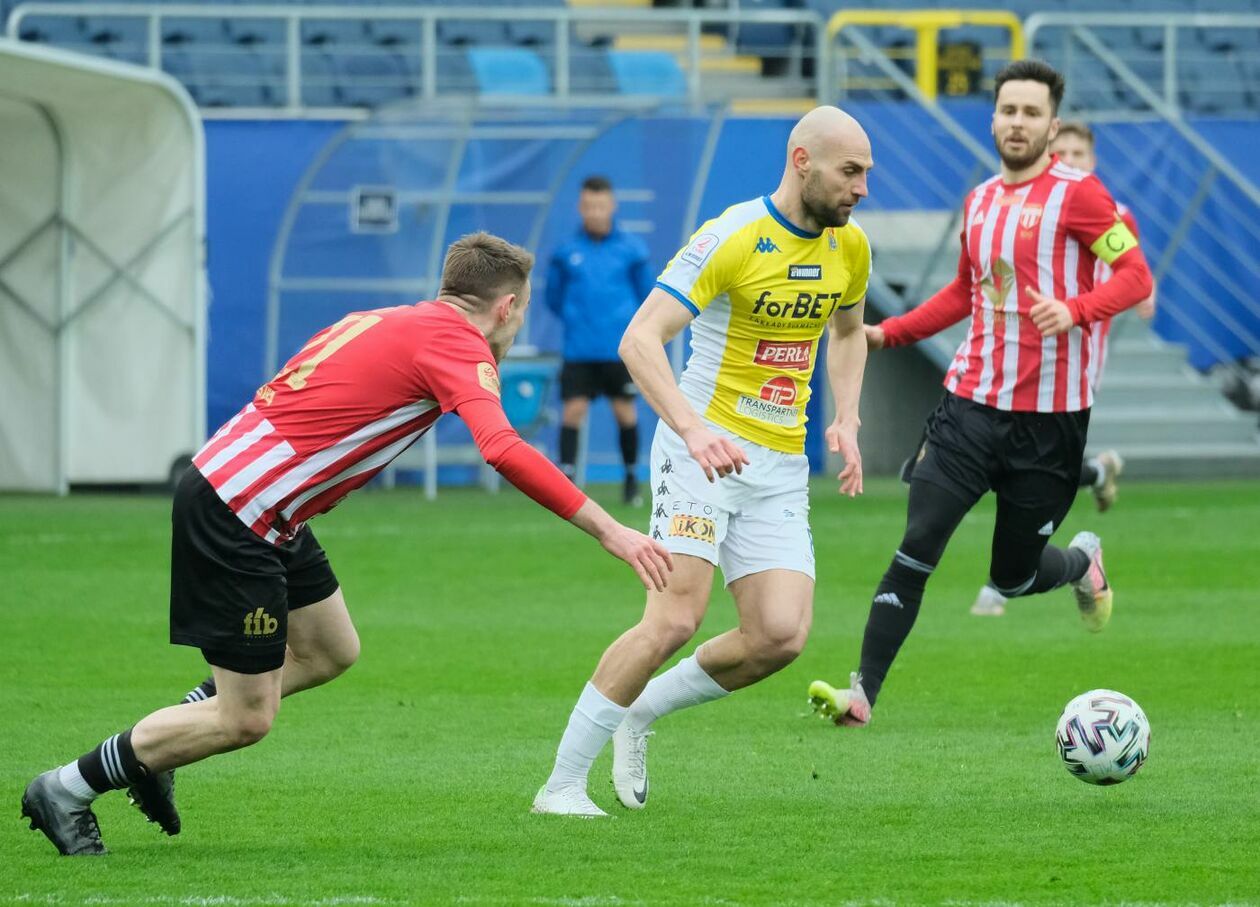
477, 361, 501, 396
735, 376, 801, 427
680, 232, 720, 268
753, 339, 813, 371
788, 264, 822, 280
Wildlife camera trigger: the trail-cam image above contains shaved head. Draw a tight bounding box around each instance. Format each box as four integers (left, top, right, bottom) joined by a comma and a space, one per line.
787, 106, 870, 163
775, 106, 873, 231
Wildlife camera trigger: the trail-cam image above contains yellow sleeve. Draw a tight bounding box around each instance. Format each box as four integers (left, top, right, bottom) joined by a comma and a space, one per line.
656, 222, 750, 316
839, 225, 871, 308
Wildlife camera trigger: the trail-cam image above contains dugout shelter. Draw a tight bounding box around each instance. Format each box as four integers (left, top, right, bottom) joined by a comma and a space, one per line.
0, 39, 206, 492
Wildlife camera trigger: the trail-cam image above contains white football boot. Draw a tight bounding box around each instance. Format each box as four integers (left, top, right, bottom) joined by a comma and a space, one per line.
1069, 530, 1112, 633
970, 584, 1008, 617
1091, 450, 1124, 513
611, 722, 653, 810
531, 785, 609, 818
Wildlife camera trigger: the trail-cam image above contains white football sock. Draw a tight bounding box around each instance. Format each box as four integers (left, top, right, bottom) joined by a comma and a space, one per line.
624, 653, 729, 734
58, 761, 98, 804
544, 682, 626, 792
1088, 457, 1107, 488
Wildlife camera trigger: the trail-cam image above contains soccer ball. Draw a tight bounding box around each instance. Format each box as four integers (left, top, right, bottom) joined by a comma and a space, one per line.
1055, 689, 1150, 785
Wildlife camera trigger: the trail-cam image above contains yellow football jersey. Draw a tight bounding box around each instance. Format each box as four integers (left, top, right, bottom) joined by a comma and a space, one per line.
655, 195, 871, 453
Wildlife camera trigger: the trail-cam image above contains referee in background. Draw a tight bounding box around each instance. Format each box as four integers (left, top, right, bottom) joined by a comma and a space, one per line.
545, 176, 654, 505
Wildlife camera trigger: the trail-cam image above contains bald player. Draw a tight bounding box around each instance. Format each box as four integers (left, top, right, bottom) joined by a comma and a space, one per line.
532, 106, 874, 817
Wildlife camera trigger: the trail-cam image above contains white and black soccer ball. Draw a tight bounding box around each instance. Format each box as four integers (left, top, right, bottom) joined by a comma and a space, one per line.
1055, 689, 1150, 785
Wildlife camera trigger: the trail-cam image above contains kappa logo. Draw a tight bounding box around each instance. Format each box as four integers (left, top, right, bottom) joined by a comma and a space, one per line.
755, 237, 782, 254
243, 607, 278, 637
656, 481, 669, 496
654, 503, 667, 518
669, 514, 716, 544
1038, 520, 1055, 536
873, 592, 904, 608
660, 458, 673, 474
971, 211, 986, 227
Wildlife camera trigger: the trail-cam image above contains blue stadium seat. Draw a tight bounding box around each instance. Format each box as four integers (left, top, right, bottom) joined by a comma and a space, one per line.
437, 17, 508, 47
165, 48, 273, 107
227, 18, 286, 47
731, 0, 797, 58
366, 18, 424, 48
301, 50, 341, 106
436, 48, 478, 93
569, 47, 616, 93
1064, 58, 1120, 110
301, 19, 367, 47
162, 17, 227, 46
337, 50, 414, 107
15, 14, 84, 45
467, 47, 549, 94
607, 50, 686, 96
502, 0, 564, 46
1178, 55, 1248, 113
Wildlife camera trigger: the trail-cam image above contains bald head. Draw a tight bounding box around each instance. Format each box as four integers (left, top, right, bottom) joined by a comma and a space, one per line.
787, 106, 870, 163
776, 106, 873, 231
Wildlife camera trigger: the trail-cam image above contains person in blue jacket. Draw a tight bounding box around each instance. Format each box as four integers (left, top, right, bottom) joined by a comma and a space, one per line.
545, 176, 654, 505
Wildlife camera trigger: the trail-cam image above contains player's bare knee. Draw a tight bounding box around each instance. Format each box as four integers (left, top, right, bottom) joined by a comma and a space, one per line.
324, 630, 360, 677
647, 613, 700, 656
219, 706, 277, 749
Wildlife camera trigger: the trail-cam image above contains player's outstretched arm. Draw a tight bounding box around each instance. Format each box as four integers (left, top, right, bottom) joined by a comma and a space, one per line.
825, 298, 866, 498
456, 397, 672, 591
619, 288, 749, 482
569, 498, 674, 592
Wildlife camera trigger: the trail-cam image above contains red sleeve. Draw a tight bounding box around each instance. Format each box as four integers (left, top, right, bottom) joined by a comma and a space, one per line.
882, 227, 974, 348
413, 320, 503, 414
456, 397, 586, 520
1063, 178, 1153, 325
1119, 205, 1140, 239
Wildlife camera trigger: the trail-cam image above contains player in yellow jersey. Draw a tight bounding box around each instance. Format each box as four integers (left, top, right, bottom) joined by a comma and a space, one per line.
534, 107, 873, 816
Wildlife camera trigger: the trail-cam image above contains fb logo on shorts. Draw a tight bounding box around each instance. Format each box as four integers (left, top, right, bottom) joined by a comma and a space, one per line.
244, 607, 278, 637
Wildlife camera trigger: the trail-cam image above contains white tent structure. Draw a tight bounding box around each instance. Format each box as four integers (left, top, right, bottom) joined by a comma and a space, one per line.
0, 39, 205, 492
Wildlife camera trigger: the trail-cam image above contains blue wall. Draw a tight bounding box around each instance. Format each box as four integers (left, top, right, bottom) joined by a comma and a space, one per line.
203, 107, 1260, 479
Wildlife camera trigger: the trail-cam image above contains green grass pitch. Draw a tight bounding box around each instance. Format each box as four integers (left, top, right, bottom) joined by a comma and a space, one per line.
2, 478, 1258, 905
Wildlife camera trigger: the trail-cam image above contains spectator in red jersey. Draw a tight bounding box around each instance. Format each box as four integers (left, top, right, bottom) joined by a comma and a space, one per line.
970, 120, 1156, 618
20, 232, 674, 857
807, 61, 1153, 728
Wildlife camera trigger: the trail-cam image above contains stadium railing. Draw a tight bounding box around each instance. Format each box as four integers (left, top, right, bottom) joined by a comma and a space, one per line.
5, 2, 829, 110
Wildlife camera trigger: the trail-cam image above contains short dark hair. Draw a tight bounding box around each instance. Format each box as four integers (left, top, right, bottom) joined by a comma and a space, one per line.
439, 232, 534, 307
994, 59, 1066, 114
1054, 121, 1095, 147
580, 175, 613, 194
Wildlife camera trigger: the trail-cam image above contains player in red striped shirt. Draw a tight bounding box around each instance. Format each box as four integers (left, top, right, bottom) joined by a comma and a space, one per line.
809, 61, 1154, 727
21, 233, 673, 856
971, 120, 1157, 617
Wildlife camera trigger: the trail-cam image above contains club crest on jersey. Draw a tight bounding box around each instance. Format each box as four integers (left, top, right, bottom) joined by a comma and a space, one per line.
827, 229, 837, 251
477, 361, 501, 397
681, 233, 719, 267
1019, 204, 1043, 230
788, 264, 822, 280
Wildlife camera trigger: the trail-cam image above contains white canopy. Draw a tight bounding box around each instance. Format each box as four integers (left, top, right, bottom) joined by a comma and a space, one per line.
0, 39, 205, 491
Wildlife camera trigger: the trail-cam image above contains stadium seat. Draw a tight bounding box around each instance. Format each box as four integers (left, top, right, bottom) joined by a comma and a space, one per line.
162, 17, 228, 47
607, 50, 687, 96
569, 47, 617, 94
467, 47, 549, 95
437, 18, 509, 47
301, 19, 368, 47
366, 18, 424, 49
15, 15, 84, 45
227, 18, 286, 48
337, 50, 414, 107
301, 50, 343, 106
1064, 57, 1120, 110
1178, 56, 1248, 113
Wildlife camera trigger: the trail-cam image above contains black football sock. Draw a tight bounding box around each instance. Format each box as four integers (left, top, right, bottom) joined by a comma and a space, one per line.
181, 677, 216, 705
618, 425, 639, 477
76, 727, 149, 795
559, 426, 579, 478
1022, 545, 1091, 595
857, 553, 933, 707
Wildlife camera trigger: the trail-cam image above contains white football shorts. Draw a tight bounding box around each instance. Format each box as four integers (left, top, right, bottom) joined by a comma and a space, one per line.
647, 419, 813, 585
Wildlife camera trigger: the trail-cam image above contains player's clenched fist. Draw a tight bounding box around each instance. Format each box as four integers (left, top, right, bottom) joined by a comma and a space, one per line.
680, 425, 750, 482
599, 525, 675, 592
863, 324, 885, 350
1027, 289, 1075, 336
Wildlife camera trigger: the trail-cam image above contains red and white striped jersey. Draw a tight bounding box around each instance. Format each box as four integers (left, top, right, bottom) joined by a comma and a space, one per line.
941, 158, 1138, 412
1086, 202, 1141, 390
193, 302, 503, 544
